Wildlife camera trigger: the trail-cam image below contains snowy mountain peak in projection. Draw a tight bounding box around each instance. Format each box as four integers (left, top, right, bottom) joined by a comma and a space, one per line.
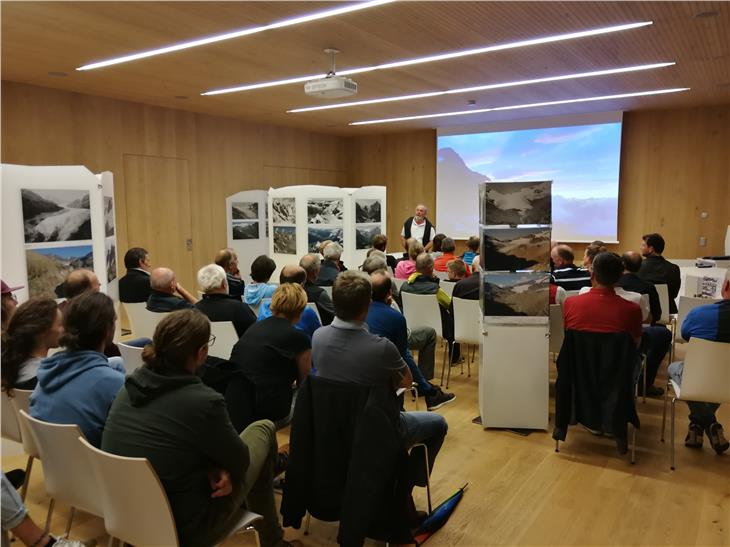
437, 121, 622, 242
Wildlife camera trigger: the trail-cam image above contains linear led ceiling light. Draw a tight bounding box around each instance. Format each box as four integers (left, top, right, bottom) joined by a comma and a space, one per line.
202, 20, 653, 96
76, 0, 395, 71
349, 88, 690, 125
288, 62, 675, 113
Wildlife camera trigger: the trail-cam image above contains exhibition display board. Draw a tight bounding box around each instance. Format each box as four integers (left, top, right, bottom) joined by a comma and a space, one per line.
225, 190, 269, 284
1, 164, 117, 304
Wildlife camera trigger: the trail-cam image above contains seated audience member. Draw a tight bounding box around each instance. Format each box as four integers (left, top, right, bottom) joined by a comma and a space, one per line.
400, 253, 460, 363
313, 271, 448, 521
243, 255, 278, 307
434, 238, 469, 274
371, 234, 397, 271
318, 240, 347, 272
258, 265, 321, 339
394, 239, 424, 280
638, 232, 681, 314
299, 254, 335, 326
1, 298, 62, 392
446, 259, 468, 282
453, 262, 480, 301
1, 280, 22, 332
367, 271, 455, 410
30, 292, 124, 447
215, 248, 245, 299
102, 310, 289, 547
617, 251, 671, 396
231, 284, 311, 426
460, 236, 480, 269
119, 247, 152, 303
549, 284, 567, 306
362, 254, 388, 276
668, 271, 729, 453
315, 242, 343, 286
551, 244, 592, 291
582, 241, 608, 272
578, 262, 648, 323
195, 264, 257, 338
147, 267, 196, 312
471, 256, 481, 272
2, 472, 59, 547
563, 252, 643, 346
429, 233, 446, 259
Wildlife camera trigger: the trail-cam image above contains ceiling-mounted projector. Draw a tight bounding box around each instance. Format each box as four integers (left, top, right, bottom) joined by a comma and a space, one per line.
304, 48, 358, 99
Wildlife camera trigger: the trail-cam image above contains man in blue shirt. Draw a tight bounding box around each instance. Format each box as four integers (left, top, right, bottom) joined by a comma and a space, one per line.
668, 272, 730, 454
366, 270, 455, 411
257, 264, 321, 339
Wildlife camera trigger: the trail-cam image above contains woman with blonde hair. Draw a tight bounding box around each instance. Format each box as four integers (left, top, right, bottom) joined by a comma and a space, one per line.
394, 238, 424, 279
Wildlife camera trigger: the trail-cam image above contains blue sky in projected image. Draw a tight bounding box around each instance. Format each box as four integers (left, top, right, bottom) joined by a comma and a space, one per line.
439, 123, 621, 199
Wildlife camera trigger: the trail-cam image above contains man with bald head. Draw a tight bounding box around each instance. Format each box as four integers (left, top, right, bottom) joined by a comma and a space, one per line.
256, 264, 322, 338
401, 204, 437, 252
300, 254, 335, 325
551, 244, 591, 291
66, 268, 100, 297
146, 267, 197, 312
214, 248, 245, 298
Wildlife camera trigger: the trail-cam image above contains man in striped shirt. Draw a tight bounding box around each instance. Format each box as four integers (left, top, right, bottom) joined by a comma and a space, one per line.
551, 244, 591, 291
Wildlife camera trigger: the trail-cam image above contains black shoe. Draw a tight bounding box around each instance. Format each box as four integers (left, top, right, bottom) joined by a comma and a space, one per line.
706, 422, 729, 455
5, 469, 26, 489
425, 388, 455, 411
684, 423, 704, 448
639, 385, 664, 397
274, 444, 289, 477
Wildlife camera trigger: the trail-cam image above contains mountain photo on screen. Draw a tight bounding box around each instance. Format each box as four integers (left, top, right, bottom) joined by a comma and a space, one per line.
481, 227, 551, 272
308, 226, 344, 253
273, 226, 296, 254
104, 196, 115, 237
308, 199, 343, 225
483, 272, 549, 317
272, 198, 296, 225
480, 181, 551, 226
355, 199, 381, 223
22, 189, 92, 243
356, 223, 381, 249
26, 244, 94, 298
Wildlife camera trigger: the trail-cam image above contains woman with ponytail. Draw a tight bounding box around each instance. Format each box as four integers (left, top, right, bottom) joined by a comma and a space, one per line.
1, 298, 62, 393
102, 309, 289, 547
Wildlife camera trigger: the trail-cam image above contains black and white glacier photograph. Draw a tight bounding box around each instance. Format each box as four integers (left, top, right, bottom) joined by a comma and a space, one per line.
308, 226, 343, 252
231, 201, 259, 220
481, 227, 551, 272
106, 238, 117, 283
480, 181, 551, 226
356, 224, 381, 249
307, 198, 343, 224
355, 199, 382, 223
232, 220, 260, 240
483, 272, 549, 317
273, 226, 296, 254
104, 196, 115, 237
272, 198, 296, 224
22, 189, 92, 243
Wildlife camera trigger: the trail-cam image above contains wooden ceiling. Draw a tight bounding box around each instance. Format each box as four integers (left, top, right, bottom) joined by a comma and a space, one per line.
2, 1, 729, 135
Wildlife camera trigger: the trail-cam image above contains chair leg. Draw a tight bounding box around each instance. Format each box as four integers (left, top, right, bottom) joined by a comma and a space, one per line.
418, 444, 433, 515
670, 398, 676, 471
304, 512, 311, 535
446, 343, 453, 389
64, 507, 76, 538
20, 455, 34, 501
43, 498, 55, 535
439, 340, 447, 387
468, 344, 473, 377
554, 439, 559, 453
661, 382, 668, 442
630, 423, 636, 464
642, 355, 647, 404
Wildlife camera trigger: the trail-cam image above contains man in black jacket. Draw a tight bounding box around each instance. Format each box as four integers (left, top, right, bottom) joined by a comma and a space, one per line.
400, 204, 436, 252
638, 232, 681, 314
214, 248, 245, 299
119, 247, 152, 303
300, 253, 335, 325
195, 264, 257, 338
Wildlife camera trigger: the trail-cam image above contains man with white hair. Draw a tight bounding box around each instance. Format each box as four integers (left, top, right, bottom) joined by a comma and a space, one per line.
300, 254, 335, 325
316, 242, 343, 287
400, 204, 437, 252
146, 267, 196, 312
195, 264, 257, 337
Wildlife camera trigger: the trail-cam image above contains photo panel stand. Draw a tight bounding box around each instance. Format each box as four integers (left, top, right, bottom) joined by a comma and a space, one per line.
478, 180, 552, 431
226, 190, 269, 285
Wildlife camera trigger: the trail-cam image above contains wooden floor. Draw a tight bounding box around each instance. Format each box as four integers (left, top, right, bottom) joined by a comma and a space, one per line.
3, 343, 729, 546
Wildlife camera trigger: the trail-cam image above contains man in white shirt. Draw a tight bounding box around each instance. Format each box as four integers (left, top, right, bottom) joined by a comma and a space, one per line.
400, 204, 437, 252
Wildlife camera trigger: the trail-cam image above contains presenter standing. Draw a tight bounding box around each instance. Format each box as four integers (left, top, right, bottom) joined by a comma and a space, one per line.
401, 204, 437, 252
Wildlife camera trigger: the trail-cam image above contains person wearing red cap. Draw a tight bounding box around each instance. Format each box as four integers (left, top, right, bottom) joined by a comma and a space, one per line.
1, 280, 23, 332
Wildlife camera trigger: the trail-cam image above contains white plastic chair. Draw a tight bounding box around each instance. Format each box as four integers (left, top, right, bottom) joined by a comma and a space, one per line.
451, 297, 481, 385
79, 437, 262, 547
19, 410, 103, 536
123, 302, 168, 338
441, 281, 456, 298
661, 338, 730, 470
3, 391, 35, 501
549, 304, 565, 359
248, 302, 261, 317
322, 286, 333, 299
674, 296, 719, 343
563, 290, 581, 300
118, 343, 145, 376
113, 300, 122, 343
208, 321, 239, 360
654, 284, 673, 326
392, 278, 406, 291
1, 391, 22, 444
9, 389, 38, 500
434, 270, 449, 281
400, 292, 449, 386
306, 302, 322, 323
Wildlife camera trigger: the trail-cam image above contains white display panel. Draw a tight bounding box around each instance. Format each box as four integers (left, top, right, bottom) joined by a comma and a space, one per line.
226, 190, 269, 284
437, 112, 623, 243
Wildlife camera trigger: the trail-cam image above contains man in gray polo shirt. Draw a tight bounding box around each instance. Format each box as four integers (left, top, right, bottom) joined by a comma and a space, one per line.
312, 270, 448, 512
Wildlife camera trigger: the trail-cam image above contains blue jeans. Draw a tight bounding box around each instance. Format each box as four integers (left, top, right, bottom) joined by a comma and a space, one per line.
399, 411, 447, 487
668, 361, 720, 429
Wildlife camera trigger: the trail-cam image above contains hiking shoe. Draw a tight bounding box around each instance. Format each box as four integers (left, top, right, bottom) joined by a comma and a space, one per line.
274, 444, 289, 477
684, 423, 704, 449
707, 422, 729, 454
426, 388, 455, 410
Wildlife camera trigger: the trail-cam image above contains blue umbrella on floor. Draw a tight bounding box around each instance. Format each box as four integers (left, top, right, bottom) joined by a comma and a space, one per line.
412, 483, 468, 545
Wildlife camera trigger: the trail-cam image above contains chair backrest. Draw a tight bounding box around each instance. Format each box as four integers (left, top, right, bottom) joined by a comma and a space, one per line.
1, 392, 22, 443
392, 278, 406, 291
679, 338, 730, 404
654, 284, 671, 324
441, 281, 456, 298
684, 274, 701, 298
322, 285, 333, 299
434, 270, 449, 281
118, 343, 145, 376
452, 297, 481, 345
208, 321, 239, 360
19, 410, 102, 517
248, 302, 261, 317
10, 389, 39, 458
639, 293, 650, 322
675, 296, 720, 343
79, 436, 179, 546
400, 292, 443, 338
306, 302, 322, 323
549, 304, 565, 354
123, 302, 168, 338
564, 290, 581, 300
